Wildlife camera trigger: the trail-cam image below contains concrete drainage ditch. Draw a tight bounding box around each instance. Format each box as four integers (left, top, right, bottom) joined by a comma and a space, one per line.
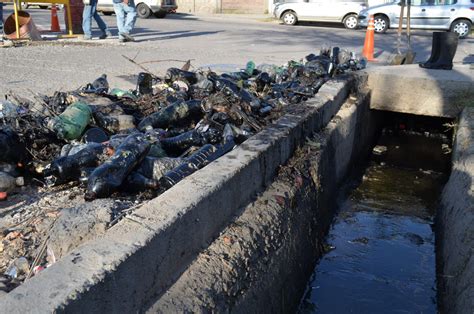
1, 65, 473, 313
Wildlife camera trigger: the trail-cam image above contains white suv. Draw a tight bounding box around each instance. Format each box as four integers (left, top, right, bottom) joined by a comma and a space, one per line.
273, 0, 367, 29
359, 0, 474, 38
97, 0, 177, 18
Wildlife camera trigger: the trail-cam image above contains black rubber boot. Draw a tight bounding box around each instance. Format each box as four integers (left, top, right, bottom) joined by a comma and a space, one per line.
419, 32, 442, 68
422, 32, 458, 70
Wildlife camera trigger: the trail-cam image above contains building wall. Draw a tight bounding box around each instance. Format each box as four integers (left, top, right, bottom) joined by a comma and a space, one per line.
176, 0, 268, 14
221, 0, 267, 13
176, 0, 220, 13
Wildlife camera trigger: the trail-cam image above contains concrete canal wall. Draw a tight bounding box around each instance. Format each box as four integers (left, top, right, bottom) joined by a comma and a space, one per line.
438, 107, 474, 314
149, 93, 379, 312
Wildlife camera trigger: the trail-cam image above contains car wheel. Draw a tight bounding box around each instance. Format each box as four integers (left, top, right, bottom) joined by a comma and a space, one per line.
136, 3, 152, 19
343, 14, 358, 29
373, 15, 389, 33
450, 19, 471, 39
102, 11, 114, 16
154, 11, 167, 18
282, 11, 297, 26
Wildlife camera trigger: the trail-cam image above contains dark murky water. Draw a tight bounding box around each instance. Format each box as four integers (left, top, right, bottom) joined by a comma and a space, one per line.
299, 128, 450, 314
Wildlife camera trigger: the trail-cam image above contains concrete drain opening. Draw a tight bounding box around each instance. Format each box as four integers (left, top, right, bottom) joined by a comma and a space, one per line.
299, 112, 454, 313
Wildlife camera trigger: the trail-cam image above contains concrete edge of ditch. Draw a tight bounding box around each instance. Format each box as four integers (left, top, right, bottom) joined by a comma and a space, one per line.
438, 106, 474, 314
150, 92, 378, 313
0, 78, 354, 313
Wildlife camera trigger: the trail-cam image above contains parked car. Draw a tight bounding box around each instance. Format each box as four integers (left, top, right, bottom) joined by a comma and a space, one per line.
21, 3, 63, 9
358, 0, 474, 38
97, 0, 177, 18
273, 0, 368, 29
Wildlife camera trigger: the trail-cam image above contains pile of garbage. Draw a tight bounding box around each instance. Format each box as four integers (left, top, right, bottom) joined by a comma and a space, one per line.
0, 48, 365, 291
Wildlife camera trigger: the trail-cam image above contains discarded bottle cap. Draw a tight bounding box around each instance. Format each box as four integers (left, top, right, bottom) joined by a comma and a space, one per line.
83, 128, 109, 143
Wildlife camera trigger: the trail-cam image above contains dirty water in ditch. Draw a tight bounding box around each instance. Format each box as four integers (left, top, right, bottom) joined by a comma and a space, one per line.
299, 117, 452, 313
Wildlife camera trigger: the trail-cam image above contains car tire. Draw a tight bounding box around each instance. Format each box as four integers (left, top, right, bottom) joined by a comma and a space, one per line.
450, 19, 471, 39
282, 11, 297, 26
154, 11, 167, 18
102, 11, 114, 16
373, 15, 389, 33
343, 14, 358, 29
136, 3, 152, 19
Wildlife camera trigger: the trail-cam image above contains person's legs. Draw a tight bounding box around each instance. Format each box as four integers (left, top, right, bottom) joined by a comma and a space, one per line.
0, 4, 3, 41
122, 1, 137, 35
90, 0, 110, 37
113, 3, 126, 40
82, 3, 93, 39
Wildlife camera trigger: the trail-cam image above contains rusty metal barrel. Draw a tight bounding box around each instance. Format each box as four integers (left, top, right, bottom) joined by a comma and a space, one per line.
4, 11, 42, 40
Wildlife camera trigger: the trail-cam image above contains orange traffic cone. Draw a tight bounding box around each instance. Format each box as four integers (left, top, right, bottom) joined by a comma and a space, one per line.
51, 5, 61, 32
362, 15, 375, 61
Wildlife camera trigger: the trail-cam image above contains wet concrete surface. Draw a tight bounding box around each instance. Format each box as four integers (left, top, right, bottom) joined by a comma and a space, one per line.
299, 122, 450, 313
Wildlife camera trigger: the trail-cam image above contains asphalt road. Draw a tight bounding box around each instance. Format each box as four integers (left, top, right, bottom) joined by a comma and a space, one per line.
1, 7, 473, 98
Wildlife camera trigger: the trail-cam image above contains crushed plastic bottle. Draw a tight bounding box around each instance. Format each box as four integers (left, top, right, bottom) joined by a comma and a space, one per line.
4, 257, 29, 279
109, 88, 138, 100
50, 102, 92, 140
0, 100, 19, 119
83, 74, 109, 94
137, 157, 184, 181
85, 132, 152, 200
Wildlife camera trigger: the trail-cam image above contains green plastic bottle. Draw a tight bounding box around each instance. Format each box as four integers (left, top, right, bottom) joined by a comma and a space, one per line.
53, 102, 92, 140
245, 61, 256, 76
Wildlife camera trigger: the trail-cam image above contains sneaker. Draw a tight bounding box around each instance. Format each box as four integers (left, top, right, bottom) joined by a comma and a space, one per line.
119, 38, 126, 43
83, 35, 92, 40
120, 32, 135, 42
99, 31, 112, 40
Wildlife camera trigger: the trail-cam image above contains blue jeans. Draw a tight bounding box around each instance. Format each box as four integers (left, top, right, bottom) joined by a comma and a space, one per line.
82, 0, 109, 37
113, 1, 137, 39
0, 4, 4, 36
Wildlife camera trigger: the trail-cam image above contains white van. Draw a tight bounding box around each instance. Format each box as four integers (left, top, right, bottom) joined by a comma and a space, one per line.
97, 0, 177, 18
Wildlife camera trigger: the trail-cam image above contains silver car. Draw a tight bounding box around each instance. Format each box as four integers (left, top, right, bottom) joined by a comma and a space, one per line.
273, 0, 368, 29
359, 0, 474, 38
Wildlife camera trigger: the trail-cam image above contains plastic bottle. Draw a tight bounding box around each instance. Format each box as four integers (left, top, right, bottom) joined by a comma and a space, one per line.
160, 130, 204, 155
159, 144, 218, 189
137, 100, 203, 131
0, 100, 18, 119
83, 74, 109, 94
165, 68, 198, 85
245, 61, 256, 76
121, 172, 159, 193
44, 142, 111, 186
0, 128, 27, 164
51, 102, 92, 140
137, 157, 184, 181
136, 72, 153, 95
0, 172, 23, 192
85, 132, 151, 201
109, 88, 138, 100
